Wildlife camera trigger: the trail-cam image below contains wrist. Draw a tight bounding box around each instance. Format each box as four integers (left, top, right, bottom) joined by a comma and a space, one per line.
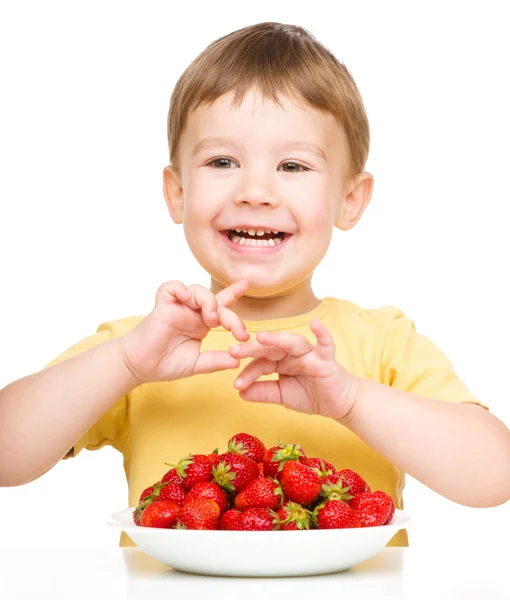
115, 337, 147, 389
335, 375, 365, 427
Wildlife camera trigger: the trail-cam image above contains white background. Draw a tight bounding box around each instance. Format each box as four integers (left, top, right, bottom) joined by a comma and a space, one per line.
0, 0, 508, 557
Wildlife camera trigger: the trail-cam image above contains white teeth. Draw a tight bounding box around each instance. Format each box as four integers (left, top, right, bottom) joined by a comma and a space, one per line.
247, 229, 256, 235
230, 235, 283, 247
256, 230, 265, 236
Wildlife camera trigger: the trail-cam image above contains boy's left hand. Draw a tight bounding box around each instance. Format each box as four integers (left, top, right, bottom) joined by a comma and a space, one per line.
228, 319, 360, 420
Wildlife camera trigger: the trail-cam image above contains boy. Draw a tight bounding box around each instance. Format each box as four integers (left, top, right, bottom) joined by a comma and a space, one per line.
0, 22, 509, 548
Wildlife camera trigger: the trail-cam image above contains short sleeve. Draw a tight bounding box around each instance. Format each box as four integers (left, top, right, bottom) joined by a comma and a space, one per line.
380, 311, 489, 410
44, 321, 132, 459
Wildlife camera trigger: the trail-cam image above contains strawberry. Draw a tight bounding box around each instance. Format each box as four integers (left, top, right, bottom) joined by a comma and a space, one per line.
320, 478, 353, 503
207, 448, 223, 466
312, 500, 361, 529
212, 452, 259, 494
218, 508, 243, 530
150, 481, 187, 506
161, 467, 182, 485
307, 457, 337, 478
263, 443, 308, 479
139, 484, 156, 503
257, 462, 265, 477
337, 469, 371, 497
240, 507, 280, 531
228, 432, 267, 462
276, 501, 313, 530
165, 454, 213, 491
385, 501, 395, 525
176, 498, 220, 530
185, 481, 229, 514
133, 499, 152, 525
234, 477, 284, 511
280, 460, 322, 505
322, 472, 345, 487
349, 491, 394, 527
139, 501, 180, 528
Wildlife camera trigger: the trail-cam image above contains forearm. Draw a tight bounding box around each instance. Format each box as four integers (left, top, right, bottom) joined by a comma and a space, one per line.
338, 378, 510, 507
0, 338, 140, 486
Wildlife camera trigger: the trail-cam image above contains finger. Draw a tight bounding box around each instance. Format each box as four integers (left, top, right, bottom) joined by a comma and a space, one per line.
155, 280, 191, 306
229, 338, 287, 360
238, 380, 283, 405
234, 356, 277, 391
253, 330, 314, 357
215, 279, 250, 308
217, 306, 250, 342
310, 318, 336, 360
193, 351, 241, 375
185, 284, 220, 328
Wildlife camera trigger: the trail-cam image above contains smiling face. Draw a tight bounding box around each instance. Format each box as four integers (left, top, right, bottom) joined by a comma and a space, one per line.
163, 87, 373, 312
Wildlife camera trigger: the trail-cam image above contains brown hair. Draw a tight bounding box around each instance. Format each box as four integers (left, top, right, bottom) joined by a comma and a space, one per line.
167, 22, 370, 181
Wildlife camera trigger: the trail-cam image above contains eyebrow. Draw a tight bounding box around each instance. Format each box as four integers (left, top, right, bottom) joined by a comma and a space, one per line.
192, 137, 327, 163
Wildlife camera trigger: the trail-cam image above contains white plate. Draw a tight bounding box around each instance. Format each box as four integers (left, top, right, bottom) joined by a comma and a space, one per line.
107, 506, 413, 577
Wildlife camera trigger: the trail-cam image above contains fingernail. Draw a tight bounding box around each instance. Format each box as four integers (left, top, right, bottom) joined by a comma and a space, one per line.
234, 377, 243, 388
258, 331, 268, 336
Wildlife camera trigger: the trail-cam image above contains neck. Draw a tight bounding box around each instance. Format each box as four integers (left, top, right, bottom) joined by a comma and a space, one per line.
210, 275, 321, 321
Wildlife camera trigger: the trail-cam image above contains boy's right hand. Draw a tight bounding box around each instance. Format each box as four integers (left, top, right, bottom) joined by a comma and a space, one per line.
119, 279, 251, 385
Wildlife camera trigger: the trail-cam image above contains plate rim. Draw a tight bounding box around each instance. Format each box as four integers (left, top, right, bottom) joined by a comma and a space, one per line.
107, 506, 414, 533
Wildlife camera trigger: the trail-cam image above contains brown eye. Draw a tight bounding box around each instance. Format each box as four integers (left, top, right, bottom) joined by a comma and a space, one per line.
280, 162, 308, 172
208, 158, 236, 169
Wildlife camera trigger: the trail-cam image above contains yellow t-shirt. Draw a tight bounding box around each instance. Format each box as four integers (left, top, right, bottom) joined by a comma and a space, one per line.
44, 297, 488, 547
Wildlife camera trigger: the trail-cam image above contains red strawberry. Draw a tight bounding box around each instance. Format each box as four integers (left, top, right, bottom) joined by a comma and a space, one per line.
161, 467, 182, 485
337, 469, 371, 497
313, 500, 361, 529
176, 498, 220, 530
307, 457, 337, 478
263, 443, 308, 479
218, 508, 243, 530
276, 501, 313, 530
165, 454, 213, 491
228, 432, 267, 462
349, 491, 394, 527
133, 499, 151, 525
185, 481, 229, 514
147, 480, 187, 506
280, 460, 322, 505
320, 478, 353, 503
212, 452, 259, 494
257, 462, 264, 477
139, 501, 180, 528
139, 484, 156, 503
240, 507, 280, 531
207, 448, 222, 466
385, 501, 395, 525
322, 472, 345, 487
234, 477, 284, 511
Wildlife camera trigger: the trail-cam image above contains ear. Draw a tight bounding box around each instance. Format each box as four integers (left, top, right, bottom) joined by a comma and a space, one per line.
163, 165, 184, 224
334, 171, 374, 231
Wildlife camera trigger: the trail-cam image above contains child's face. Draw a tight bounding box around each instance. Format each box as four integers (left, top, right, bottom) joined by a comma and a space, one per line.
164, 87, 372, 298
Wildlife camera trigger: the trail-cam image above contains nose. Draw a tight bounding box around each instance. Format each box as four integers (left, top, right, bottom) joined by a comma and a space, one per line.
233, 175, 280, 208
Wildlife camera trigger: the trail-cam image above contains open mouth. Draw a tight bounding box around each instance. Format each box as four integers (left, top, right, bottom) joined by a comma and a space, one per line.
222, 228, 289, 248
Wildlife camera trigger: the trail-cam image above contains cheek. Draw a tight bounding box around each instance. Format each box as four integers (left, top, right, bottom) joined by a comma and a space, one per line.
182, 181, 221, 225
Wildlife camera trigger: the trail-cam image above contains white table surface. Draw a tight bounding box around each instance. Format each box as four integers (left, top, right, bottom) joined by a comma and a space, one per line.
1, 530, 509, 600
